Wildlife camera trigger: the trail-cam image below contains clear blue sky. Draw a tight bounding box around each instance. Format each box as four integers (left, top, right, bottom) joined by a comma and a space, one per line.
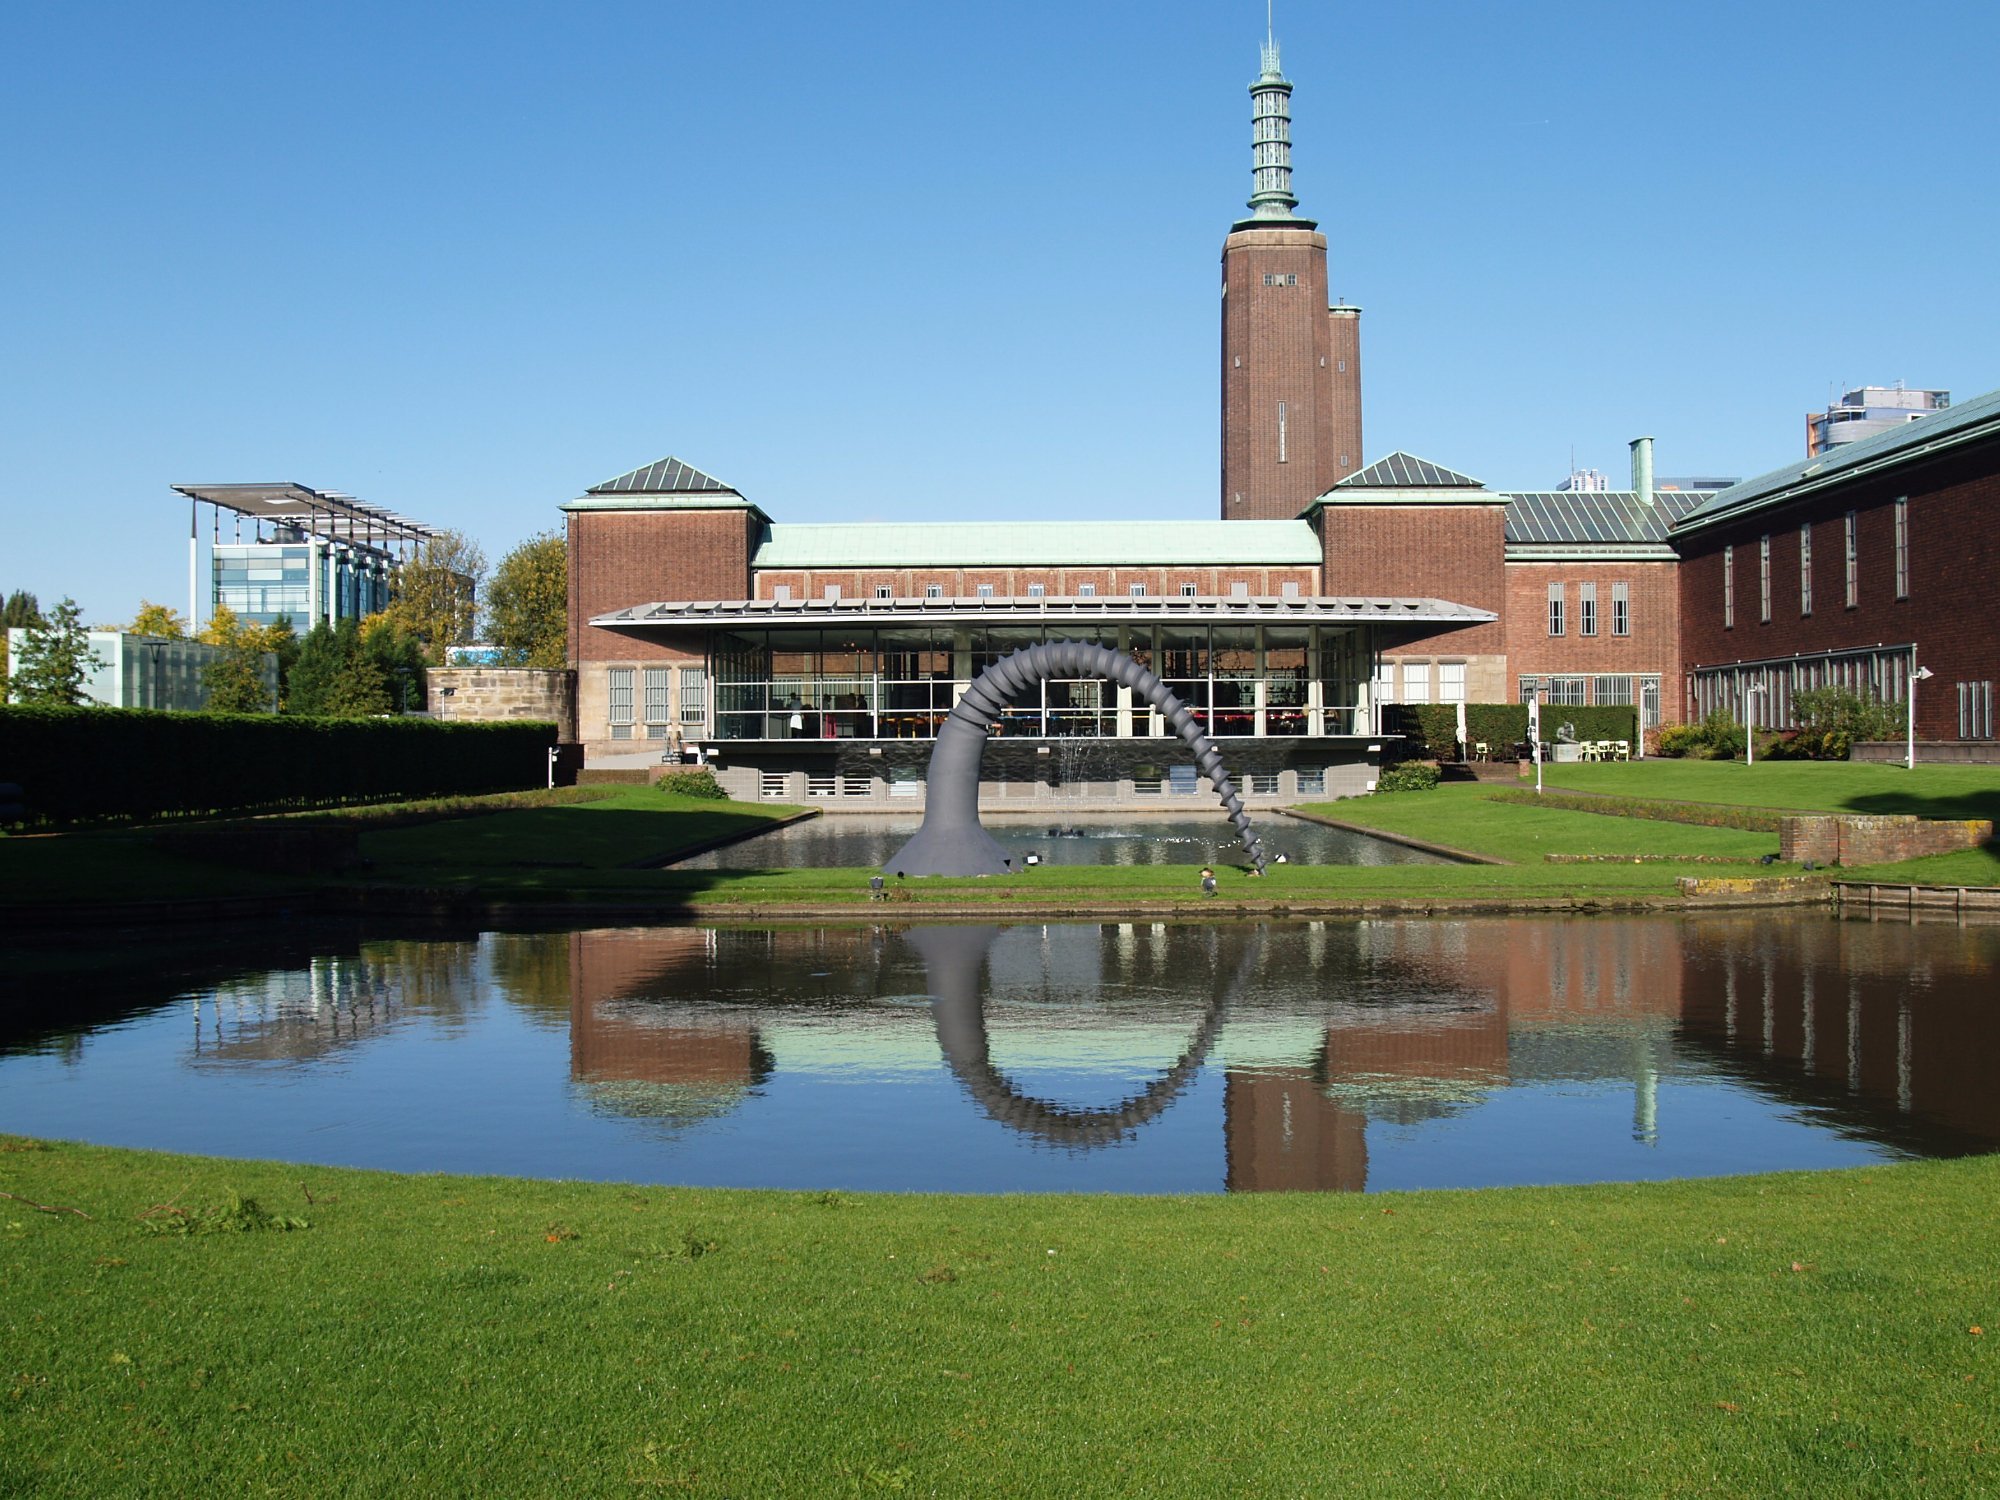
4, 0, 1995, 624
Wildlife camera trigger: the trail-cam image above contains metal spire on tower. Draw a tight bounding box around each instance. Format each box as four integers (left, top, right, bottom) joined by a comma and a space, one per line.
1244, 4, 1300, 220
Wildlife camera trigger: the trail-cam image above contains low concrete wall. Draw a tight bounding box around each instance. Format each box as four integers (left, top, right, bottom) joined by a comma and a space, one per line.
1780, 814, 1992, 867
1852, 740, 2000, 765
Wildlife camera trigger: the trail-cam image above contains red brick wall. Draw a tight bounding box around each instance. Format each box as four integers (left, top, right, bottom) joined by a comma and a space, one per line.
568, 509, 759, 664
1504, 559, 1681, 717
1780, 815, 1992, 866
1317, 504, 1508, 654
1677, 441, 2000, 738
1221, 227, 1347, 520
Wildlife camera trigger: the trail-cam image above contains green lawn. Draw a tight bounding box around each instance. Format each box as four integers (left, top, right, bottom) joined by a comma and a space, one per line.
1539, 758, 2000, 821
2, 1137, 1994, 1496
1298, 784, 1778, 864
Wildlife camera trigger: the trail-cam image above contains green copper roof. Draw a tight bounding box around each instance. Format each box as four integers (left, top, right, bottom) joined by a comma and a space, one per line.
752, 520, 1322, 570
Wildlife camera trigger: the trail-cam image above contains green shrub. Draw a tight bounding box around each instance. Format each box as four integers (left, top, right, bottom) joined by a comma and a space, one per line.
1375, 761, 1441, 794
1406, 702, 1636, 758
0, 706, 557, 829
658, 768, 726, 800
1655, 708, 1745, 760
1777, 686, 1905, 760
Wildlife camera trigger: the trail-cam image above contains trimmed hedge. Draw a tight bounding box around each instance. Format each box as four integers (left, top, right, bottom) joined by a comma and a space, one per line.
1489, 789, 1783, 833
0, 706, 558, 829
1405, 703, 1639, 758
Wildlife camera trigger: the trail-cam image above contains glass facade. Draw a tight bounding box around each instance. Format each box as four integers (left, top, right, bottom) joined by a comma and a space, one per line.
211, 539, 393, 633
706, 621, 1381, 743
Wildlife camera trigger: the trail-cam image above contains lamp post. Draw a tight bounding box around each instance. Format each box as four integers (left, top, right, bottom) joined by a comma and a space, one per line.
1907, 659, 1935, 769
1527, 688, 1544, 795
1743, 681, 1767, 766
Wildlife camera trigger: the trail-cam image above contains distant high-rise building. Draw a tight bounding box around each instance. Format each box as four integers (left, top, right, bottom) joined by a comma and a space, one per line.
1220, 33, 1361, 520
1806, 385, 1950, 457
1557, 468, 1610, 493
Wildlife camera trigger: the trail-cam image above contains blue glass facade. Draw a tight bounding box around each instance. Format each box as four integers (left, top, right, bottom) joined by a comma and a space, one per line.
212, 539, 392, 633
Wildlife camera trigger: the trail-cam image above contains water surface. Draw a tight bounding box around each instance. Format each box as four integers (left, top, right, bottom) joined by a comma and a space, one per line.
3, 915, 1992, 1194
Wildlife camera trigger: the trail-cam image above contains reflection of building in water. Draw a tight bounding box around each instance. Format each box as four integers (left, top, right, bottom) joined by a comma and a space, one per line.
567, 928, 773, 1124
1678, 919, 2000, 1150
193, 950, 409, 1063
1227, 919, 1684, 1188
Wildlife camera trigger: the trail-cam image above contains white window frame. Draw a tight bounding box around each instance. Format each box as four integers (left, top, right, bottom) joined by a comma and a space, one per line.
678, 665, 707, 725
1758, 534, 1772, 623
1844, 512, 1858, 608
1579, 582, 1597, 637
1438, 662, 1467, 704
1546, 581, 1564, 637
1723, 546, 1735, 628
642, 667, 671, 739
1611, 581, 1629, 637
1894, 497, 1909, 600
1799, 523, 1813, 616
608, 667, 635, 740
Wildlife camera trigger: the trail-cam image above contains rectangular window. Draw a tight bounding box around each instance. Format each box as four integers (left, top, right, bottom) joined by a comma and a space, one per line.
678, 665, 706, 724
1373, 662, 1396, 705
1758, 535, 1772, 623
608, 668, 635, 740
1549, 676, 1587, 707
1593, 675, 1634, 705
976, 584, 994, 598
1844, 511, 1858, 607
1230, 582, 1249, 598
1129, 583, 1147, 597
772, 585, 791, 602
1402, 662, 1431, 704
1546, 581, 1565, 636
1281, 580, 1300, 598
823, 585, 841, 601
1799, 524, 1813, 616
1438, 662, 1466, 704
1180, 583, 1198, 597
1579, 582, 1598, 637
1723, 546, 1735, 628
1611, 581, 1629, 636
1894, 497, 1909, 599
1518, 676, 1543, 704
1277, 402, 1288, 463
1078, 583, 1096, 597
1027, 583, 1045, 598
642, 667, 671, 738
924, 584, 943, 599
1960, 681, 1995, 740
874, 585, 892, 599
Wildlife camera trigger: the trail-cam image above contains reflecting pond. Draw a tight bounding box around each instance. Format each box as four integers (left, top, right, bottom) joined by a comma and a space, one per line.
2, 915, 1994, 1194
673, 812, 1449, 870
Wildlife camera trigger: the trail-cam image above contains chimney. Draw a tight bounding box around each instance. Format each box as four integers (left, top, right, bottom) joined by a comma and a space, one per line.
1629, 436, 1655, 507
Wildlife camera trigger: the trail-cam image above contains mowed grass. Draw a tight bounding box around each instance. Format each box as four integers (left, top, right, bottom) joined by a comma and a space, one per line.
1539, 759, 2000, 821
2, 1138, 1994, 1496
1296, 784, 1778, 864
353, 785, 804, 873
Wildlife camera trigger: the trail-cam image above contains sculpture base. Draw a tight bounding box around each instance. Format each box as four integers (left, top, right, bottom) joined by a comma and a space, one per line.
884, 822, 1015, 878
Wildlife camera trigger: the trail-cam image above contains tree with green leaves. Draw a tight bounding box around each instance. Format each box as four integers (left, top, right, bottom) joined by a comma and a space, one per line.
380, 530, 485, 664
287, 620, 390, 718
8, 597, 105, 706
362, 615, 428, 713
486, 532, 568, 669
127, 600, 187, 638
197, 607, 289, 714
1, 590, 42, 630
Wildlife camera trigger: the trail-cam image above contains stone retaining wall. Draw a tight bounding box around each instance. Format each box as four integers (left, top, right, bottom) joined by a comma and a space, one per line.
429, 668, 575, 742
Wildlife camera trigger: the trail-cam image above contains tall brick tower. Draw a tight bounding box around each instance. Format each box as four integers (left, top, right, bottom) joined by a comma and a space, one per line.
1220, 33, 1362, 520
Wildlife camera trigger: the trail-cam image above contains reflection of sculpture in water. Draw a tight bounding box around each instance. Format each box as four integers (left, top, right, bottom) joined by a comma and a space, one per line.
887, 640, 1267, 877
905, 924, 1261, 1148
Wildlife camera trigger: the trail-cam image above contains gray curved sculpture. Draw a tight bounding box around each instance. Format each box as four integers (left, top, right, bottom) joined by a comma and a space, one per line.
885, 639, 1266, 877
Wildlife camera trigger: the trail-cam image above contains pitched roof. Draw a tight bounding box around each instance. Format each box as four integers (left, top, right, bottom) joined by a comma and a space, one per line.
587, 457, 734, 496
1338, 452, 1484, 489
753, 520, 1323, 570
1673, 384, 2000, 535
1504, 489, 1712, 547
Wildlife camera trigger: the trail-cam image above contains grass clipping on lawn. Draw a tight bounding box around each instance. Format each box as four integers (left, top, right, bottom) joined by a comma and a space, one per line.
2, 1137, 1994, 1495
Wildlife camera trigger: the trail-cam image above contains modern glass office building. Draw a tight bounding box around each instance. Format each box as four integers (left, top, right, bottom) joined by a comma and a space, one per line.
173, 483, 443, 637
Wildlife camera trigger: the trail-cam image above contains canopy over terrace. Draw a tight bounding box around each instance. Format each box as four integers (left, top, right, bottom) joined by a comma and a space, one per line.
172, 482, 448, 632
590, 592, 1494, 744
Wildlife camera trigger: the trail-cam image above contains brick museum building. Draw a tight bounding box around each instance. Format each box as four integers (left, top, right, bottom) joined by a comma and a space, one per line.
562, 38, 1998, 797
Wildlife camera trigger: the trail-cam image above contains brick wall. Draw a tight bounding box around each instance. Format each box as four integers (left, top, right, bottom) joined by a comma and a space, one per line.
1677, 441, 2000, 738
1317, 504, 1508, 656
1779, 815, 1992, 866
1504, 559, 1681, 719
567, 508, 758, 665
1221, 227, 1348, 519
